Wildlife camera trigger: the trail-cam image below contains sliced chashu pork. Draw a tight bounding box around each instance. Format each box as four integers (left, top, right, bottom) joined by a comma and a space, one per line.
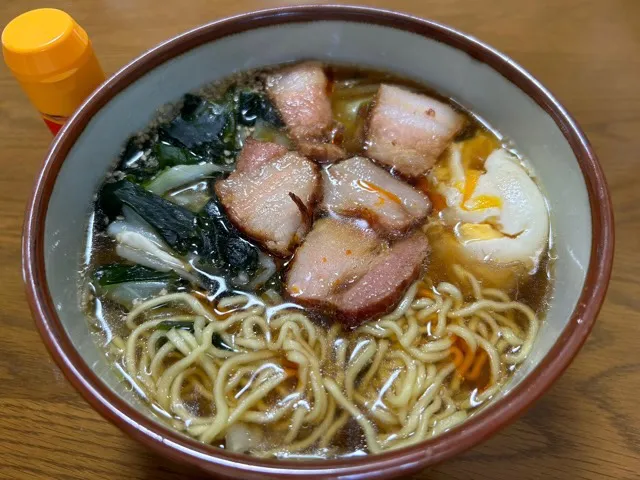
365, 84, 465, 177
235, 137, 288, 173
266, 62, 346, 163
215, 139, 320, 257
286, 217, 429, 327
323, 156, 431, 236
298, 141, 346, 164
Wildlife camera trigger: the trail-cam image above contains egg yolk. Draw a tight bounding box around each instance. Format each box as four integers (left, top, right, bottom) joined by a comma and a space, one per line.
456, 223, 504, 243
465, 194, 502, 211
460, 131, 500, 170
453, 168, 502, 212
453, 132, 503, 212
428, 131, 503, 214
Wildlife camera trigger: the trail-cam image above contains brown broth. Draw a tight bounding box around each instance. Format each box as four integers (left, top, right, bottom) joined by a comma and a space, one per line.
81, 62, 553, 458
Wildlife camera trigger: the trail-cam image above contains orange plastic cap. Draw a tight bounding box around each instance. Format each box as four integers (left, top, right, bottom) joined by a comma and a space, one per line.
2, 8, 91, 80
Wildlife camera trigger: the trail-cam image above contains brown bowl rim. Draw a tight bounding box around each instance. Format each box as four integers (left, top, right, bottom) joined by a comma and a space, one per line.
22, 5, 614, 479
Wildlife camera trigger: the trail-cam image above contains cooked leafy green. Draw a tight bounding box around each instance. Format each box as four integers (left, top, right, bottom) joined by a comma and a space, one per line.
94, 264, 180, 286
165, 181, 212, 213
92, 264, 186, 308
261, 270, 284, 294
155, 321, 234, 351
102, 281, 179, 309
116, 136, 206, 182
251, 119, 292, 147
113, 86, 284, 183
212, 333, 234, 351
237, 91, 284, 127
115, 88, 286, 183
100, 180, 202, 255
153, 141, 201, 169
156, 320, 196, 331
100, 181, 261, 277
145, 163, 228, 196
99, 86, 286, 286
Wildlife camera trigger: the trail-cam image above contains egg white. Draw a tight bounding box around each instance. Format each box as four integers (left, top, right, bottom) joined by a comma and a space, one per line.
432, 146, 549, 268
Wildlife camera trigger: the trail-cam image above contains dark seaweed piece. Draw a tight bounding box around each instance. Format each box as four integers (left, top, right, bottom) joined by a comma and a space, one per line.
100, 180, 202, 255
224, 237, 259, 275
120, 136, 146, 167
199, 199, 229, 230
100, 179, 266, 284
100, 180, 261, 277
116, 135, 155, 180
93, 264, 180, 286
237, 91, 284, 127
160, 94, 236, 161
198, 198, 259, 275
180, 93, 204, 120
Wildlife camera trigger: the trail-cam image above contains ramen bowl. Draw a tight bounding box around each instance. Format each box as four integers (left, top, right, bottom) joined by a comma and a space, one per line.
23, 5, 613, 479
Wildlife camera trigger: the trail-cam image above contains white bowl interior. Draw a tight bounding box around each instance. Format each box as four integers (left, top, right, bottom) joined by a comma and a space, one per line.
43, 20, 591, 430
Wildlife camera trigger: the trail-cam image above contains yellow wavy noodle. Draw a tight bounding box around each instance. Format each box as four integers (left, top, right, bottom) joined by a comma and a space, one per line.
111, 266, 539, 457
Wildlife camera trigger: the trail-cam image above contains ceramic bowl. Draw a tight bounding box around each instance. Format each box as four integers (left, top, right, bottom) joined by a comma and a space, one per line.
23, 5, 614, 479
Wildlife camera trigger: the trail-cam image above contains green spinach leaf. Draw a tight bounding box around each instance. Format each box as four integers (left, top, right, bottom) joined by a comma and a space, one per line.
93, 264, 180, 286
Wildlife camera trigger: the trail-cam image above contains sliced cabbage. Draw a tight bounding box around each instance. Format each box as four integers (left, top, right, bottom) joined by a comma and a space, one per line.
92, 264, 183, 309
107, 206, 203, 286
146, 163, 231, 196
107, 206, 165, 246
246, 251, 276, 290
102, 281, 174, 309
165, 180, 211, 212
225, 422, 264, 453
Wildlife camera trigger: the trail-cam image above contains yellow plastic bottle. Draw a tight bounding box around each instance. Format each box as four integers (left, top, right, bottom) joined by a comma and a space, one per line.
2, 8, 105, 134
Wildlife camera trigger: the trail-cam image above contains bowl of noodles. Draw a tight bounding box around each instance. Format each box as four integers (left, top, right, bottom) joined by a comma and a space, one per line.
23, 5, 613, 479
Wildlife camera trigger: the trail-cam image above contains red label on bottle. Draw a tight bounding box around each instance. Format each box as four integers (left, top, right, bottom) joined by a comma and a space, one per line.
43, 118, 63, 134
41, 113, 66, 135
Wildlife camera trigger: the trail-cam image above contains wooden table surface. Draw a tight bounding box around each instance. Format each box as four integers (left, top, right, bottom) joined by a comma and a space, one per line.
0, 1, 637, 479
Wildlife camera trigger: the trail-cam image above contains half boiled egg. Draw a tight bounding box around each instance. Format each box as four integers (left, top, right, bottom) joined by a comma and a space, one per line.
430, 145, 549, 271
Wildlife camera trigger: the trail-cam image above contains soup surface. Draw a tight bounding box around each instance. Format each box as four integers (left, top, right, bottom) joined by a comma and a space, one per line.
82, 62, 552, 458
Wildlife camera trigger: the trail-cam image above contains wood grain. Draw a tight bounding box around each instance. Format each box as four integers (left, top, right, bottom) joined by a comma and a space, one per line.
0, 1, 637, 478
